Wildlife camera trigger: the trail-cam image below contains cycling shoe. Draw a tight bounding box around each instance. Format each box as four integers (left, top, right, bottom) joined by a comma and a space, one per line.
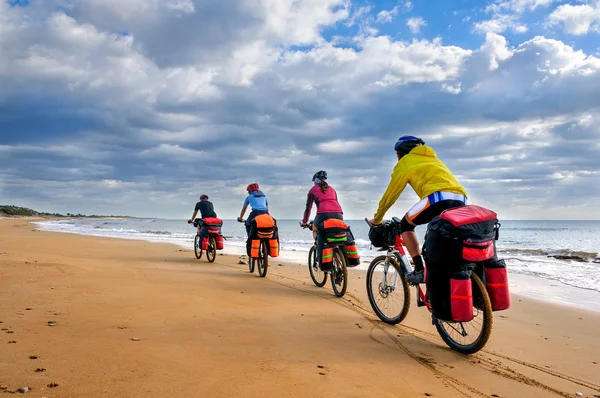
406, 270, 424, 285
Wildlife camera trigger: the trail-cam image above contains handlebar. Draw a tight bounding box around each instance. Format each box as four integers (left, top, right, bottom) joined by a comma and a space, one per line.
365, 216, 402, 228
299, 221, 314, 229
237, 218, 246, 223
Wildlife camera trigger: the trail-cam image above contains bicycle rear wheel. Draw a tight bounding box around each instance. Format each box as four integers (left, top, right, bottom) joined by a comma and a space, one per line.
434, 273, 493, 354
330, 247, 347, 297
257, 240, 268, 278
308, 245, 327, 287
206, 236, 217, 263
194, 235, 203, 259
366, 255, 411, 324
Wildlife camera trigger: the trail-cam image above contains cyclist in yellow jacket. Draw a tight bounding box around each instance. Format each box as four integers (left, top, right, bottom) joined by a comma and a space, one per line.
369, 136, 468, 284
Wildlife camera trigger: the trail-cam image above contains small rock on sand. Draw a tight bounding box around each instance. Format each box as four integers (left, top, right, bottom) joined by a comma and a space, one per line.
47, 383, 59, 388
8, 341, 16, 344
17, 386, 29, 393
238, 260, 247, 265
0, 385, 8, 390
278, 263, 284, 266
576, 393, 583, 397
53, 312, 61, 316
131, 337, 140, 341
29, 356, 38, 359
47, 321, 56, 327
25, 308, 32, 311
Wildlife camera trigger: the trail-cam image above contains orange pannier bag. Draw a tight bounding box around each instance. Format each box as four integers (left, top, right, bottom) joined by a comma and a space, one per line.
268, 239, 279, 257
250, 239, 261, 258
252, 214, 277, 239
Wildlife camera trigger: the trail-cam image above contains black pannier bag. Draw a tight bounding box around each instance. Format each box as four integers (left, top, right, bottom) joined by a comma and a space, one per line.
425, 205, 500, 322
368, 220, 400, 248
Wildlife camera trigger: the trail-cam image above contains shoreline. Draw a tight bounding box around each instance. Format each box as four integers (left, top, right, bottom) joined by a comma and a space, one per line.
31, 218, 600, 312
2, 218, 600, 397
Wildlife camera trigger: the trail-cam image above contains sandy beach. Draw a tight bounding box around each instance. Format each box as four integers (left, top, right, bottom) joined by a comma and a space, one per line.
1, 218, 599, 397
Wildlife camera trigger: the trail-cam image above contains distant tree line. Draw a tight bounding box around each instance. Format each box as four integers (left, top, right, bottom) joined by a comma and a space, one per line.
0, 205, 128, 218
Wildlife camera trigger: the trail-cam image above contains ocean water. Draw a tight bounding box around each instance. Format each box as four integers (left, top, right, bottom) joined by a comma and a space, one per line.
33, 218, 600, 295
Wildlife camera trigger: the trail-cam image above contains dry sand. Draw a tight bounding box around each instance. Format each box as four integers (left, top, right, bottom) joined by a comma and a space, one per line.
1, 218, 599, 397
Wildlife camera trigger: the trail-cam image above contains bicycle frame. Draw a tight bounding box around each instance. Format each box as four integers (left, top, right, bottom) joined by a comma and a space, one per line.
382, 235, 431, 310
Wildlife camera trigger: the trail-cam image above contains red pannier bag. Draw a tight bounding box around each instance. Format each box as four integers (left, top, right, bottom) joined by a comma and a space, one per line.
215, 235, 224, 250
425, 205, 501, 322
483, 258, 510, 311
202, 217, 223, 236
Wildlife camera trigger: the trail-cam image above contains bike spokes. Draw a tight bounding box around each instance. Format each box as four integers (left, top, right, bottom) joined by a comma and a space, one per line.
366, 256, 411, 324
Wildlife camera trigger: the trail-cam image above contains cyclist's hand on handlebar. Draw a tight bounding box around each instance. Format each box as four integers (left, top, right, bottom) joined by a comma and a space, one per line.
365, 218, 381, 228
237, 217, 244, 223
187, 219, 193, 224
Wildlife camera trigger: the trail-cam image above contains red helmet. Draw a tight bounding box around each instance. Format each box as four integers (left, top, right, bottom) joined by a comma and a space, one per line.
246, 183, 259, 192
199, 194, 208, 200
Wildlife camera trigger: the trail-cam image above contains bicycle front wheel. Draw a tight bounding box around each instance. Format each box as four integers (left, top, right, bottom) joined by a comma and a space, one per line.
194, 235, 203, 259
257, 240, 269, 278
330, 247, 348, 297
206, 236, 217, 263
308, 245, 327, 287
366, 255, 411, 324
434, 273, 493, 355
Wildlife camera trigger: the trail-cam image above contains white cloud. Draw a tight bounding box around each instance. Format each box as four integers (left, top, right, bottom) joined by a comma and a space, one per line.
404, 1, 413, 11
346, 5, 372, 27
481, 32, 514, 70
474, 13, 528, 33
140, 144, 206, 160
407, 17, 427, 34
102, 180, 123, 188
165, 0, 196, 13
488, 0, 556, 14
317, 140, 361, 153
376, 6, 399, 24
548, 2, 600, 35
441, 82, 462, 94
476, 0, 557, 34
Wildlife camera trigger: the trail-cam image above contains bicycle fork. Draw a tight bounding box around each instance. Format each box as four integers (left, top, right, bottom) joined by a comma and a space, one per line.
380, 254, 400, 297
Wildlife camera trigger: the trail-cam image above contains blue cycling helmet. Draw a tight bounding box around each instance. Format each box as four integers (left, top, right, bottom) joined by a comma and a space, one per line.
394, 136, 424, 156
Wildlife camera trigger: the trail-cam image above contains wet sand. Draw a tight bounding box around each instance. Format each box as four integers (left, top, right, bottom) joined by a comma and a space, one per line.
1, 218, 599, 397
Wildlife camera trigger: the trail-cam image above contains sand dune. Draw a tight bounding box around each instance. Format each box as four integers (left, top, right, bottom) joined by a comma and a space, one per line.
1, 219, 599, 397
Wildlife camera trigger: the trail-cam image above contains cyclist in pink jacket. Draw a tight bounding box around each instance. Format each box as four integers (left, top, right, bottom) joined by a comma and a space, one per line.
301, 171, 344, 270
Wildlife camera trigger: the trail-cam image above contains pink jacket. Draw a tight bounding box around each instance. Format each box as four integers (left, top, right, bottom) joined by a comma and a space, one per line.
302, 185, 343, 224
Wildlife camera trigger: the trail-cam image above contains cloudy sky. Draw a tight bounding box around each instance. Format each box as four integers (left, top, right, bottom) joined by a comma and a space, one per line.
1, 0, 599, 220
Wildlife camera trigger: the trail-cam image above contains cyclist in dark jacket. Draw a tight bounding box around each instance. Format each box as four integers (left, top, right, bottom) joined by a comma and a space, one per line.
188, 194, 218, 234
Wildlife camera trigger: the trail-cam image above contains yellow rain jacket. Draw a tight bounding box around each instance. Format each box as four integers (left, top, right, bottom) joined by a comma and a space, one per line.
374, 145, 467, 223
